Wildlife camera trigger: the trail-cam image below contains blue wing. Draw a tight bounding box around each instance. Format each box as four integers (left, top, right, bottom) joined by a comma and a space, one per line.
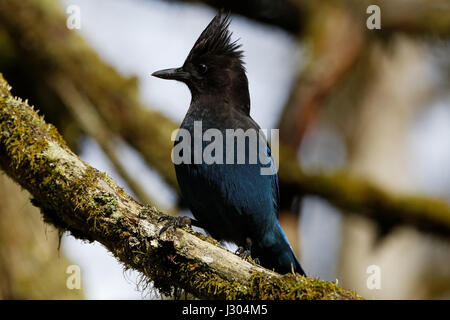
266, 144, 280, 217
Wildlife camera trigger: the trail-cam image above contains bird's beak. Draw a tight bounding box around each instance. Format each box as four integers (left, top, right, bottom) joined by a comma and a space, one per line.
151, 67, 190, 81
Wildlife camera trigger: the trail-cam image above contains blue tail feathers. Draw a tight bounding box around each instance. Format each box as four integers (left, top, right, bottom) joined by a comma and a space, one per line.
252, 223, 306, 275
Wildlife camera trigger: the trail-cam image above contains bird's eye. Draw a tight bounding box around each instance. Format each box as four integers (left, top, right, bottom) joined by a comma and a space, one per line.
198, 63, 207, 74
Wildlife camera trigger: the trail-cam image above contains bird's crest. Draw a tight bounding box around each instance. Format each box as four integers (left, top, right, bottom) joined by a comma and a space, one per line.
186, 11, 243, 62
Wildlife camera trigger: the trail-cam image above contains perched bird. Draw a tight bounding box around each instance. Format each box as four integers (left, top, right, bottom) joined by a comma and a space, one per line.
152, 12, 305, 275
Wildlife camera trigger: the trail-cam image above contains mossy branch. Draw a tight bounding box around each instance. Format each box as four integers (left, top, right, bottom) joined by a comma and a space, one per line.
0, 73, 361, 300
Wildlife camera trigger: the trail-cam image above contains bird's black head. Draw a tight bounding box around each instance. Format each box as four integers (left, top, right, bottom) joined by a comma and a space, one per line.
152, 11, 250, 114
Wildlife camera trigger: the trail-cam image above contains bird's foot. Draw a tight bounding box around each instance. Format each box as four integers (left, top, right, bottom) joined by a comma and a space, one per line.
235, 237, 260, 265
158, 215, 192, 235
235, 246, 251, 259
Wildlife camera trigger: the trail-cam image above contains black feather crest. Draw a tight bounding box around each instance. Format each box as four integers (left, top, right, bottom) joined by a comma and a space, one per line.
187, 11, 243, 61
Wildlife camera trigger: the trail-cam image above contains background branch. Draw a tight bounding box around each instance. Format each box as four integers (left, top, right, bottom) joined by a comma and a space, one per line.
162, 0, 450, 37
279, 147, 450, 239
278, 2, 364, 149
50, 74, 154, 206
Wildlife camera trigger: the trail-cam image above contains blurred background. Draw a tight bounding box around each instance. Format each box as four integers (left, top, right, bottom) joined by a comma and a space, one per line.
0, 0, 449, 299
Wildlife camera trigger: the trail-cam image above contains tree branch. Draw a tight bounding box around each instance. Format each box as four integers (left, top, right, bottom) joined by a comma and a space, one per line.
278, 2, 364, 149
279, 147, 450, 238
0, 73, 361, 299
163, 0, 304, 34
161, 0, 450, 37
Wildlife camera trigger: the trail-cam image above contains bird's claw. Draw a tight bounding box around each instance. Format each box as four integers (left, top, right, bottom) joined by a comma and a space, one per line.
158, 215, 192, 236
235, 247, 261, 266
235, 237, 260, 265
235, 246, 251, 259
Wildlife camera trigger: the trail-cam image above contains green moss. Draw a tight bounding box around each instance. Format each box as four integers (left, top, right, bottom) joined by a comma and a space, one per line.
148, 255, 362, 300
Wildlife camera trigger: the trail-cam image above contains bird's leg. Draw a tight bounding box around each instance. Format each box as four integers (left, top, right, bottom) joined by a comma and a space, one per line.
158, 215, 203, 235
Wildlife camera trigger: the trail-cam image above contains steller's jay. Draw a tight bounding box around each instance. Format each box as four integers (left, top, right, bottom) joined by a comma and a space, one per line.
152, 12, 305, 275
